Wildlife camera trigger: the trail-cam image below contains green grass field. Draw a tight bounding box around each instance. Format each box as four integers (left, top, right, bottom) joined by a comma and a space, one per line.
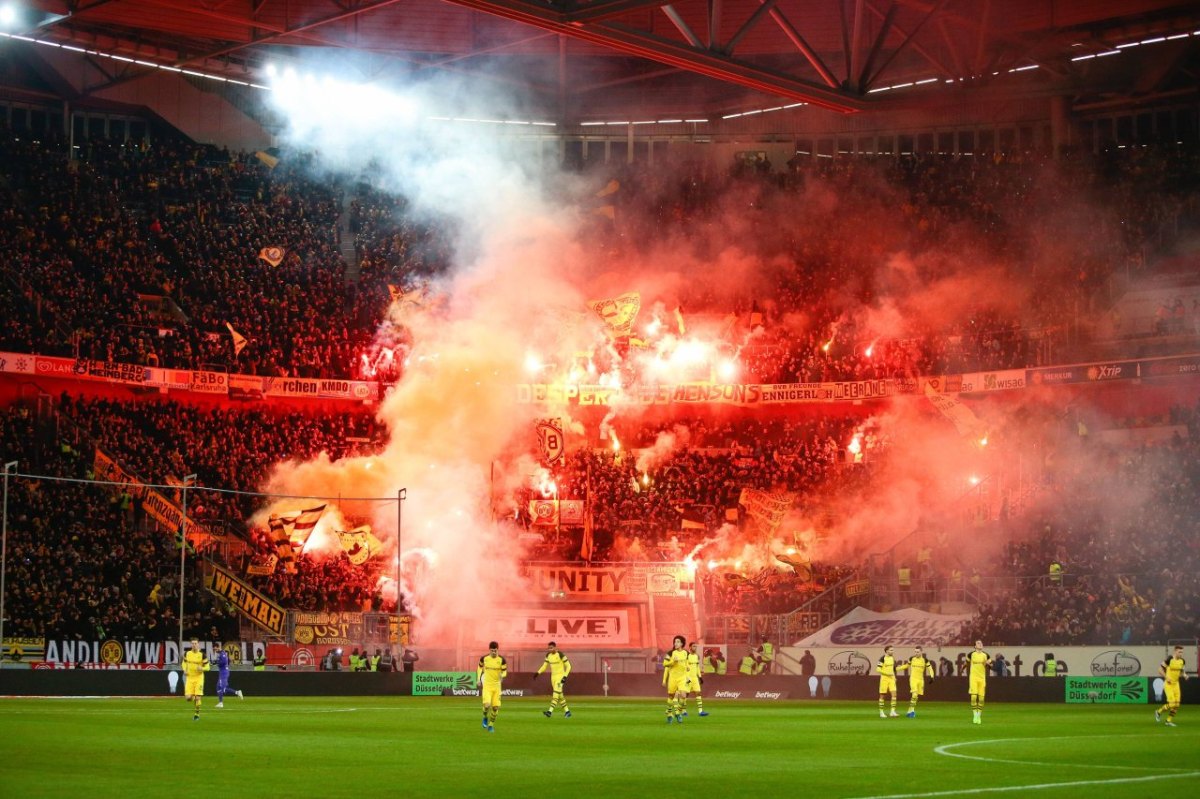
1, 697, 1197, 798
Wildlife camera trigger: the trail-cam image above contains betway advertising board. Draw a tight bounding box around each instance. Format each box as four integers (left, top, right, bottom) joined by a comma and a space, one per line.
777, 644, 1174, 679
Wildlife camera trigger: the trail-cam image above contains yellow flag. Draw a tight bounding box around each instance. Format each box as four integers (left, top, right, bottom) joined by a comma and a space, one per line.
254, 151, 279, 169
258, 246, 285, 267
225, 322, 248, 356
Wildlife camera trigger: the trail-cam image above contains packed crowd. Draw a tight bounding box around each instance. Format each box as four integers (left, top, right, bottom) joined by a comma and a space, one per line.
1, 382, 1196, 646
971, 423, 1200, 645
0, 405, 239, 642
2, 125, 1199, 648
3, 130, 1198, 389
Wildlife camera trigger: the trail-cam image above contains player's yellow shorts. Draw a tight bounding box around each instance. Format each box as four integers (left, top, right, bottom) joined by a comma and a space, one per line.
551, 676, 566, 693
969, 677, 986, 697
480, 683, 502, 706
184, 677, 203, 697
1164, 682, 1181, 706
878, 676, 897, 694
909, 679, 925, 697
666, 675, 687, 694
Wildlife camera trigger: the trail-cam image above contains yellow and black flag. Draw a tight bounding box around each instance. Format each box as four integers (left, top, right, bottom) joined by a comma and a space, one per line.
225, 322, 248, 357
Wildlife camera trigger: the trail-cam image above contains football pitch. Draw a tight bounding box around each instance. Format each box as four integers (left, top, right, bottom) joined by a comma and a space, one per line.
1, 697, 1197, 798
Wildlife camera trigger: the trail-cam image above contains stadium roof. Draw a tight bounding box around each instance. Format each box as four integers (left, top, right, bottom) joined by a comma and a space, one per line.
6, 1, 1200, 122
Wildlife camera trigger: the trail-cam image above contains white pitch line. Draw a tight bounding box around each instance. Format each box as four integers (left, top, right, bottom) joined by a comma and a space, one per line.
845, 771, 1200, 799
935, 735, 1195, 772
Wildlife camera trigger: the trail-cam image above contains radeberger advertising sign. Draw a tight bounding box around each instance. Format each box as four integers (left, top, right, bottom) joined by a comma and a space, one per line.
1064, 676, 1147, 704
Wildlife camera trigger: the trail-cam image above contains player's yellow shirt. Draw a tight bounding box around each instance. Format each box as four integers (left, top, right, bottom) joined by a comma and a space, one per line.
663, 649, 688, 680
686, 651, 702, 681
182, 649, 208, 677
537, 651, 571, 678
907, 655, 934, 681
1161, 656, 1185, 684
877, 654, 896, 677
969, 650, 991, 680
478, 653, 507, 687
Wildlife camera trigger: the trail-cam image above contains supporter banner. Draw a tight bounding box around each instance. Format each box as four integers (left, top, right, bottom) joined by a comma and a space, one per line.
559, 500, 585, 526
484, 608, 633, 645
263, 376, 321, 398
0, 352, 35, 374
228, 373, 264, 401
924, 383, 986, 438
515, 379, 896, 406
2, 636, 46, 662
739, 488, 793, 536
292, 611, 366, 647
795, 607, 973, 648
959, 369, 1026, 393
413, 671, 477, 696
246, 553, 278, 575
28, 661, 161, 670
588, 291, 641, 339
92, 449, 215, 543
522, 563, 689, 596
207, 564, 287, 636
79, 359, 149, 385
1065, 676, 1147, 703
40, 639, 266, 666
1139, 353, 1200, 378
190, 370, 229, 394
843, 579, 870, 599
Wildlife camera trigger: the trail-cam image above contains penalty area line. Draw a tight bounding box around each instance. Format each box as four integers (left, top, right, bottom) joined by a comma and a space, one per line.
845, 770, 1200, 799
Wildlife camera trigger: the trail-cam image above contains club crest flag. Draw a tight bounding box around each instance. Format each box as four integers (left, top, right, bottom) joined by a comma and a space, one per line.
258, 246, 286, 267
530, 500, 559, 526
225, 322, 248, 356
246, 553, 278, 576
536, 418, 565, 466
337, 525, 384, 566
588, 292, 641, 339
